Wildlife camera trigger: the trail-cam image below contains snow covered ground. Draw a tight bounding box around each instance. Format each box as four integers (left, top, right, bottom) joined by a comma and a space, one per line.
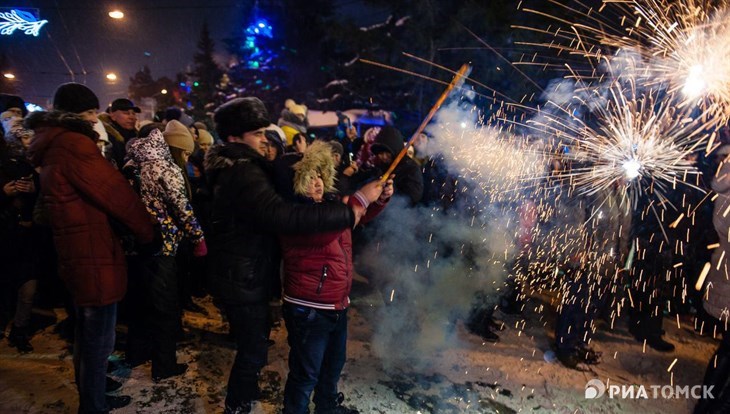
0, 276, 717, 414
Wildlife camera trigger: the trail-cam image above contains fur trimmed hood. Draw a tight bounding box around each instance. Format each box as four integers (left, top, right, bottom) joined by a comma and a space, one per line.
24, 111, 98, 167
292, 140, 336, 197
24, 110, 97, 141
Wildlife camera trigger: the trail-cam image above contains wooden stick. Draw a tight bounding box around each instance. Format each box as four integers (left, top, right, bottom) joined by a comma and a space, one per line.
380, 63, 472, 182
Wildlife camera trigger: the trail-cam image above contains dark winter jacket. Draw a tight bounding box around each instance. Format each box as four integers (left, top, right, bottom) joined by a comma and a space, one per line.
281, 195, 386, 310
203, 142, 356, 305
25, 111, 155, 306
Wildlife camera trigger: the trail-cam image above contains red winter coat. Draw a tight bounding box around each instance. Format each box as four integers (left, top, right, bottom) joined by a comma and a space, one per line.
28, 118, 154, 306
281, 194, 386, 310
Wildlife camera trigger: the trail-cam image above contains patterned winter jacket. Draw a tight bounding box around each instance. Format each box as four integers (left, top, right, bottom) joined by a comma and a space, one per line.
124, 129, 204, 255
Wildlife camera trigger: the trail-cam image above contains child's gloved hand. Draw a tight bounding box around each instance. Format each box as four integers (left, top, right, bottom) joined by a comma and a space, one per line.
193, 238, 208, 257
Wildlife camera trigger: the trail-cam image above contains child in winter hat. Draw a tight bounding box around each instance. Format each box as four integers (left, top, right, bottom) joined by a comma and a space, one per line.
292, 140, 337, 202
277, 99, 308, 146
163, 120, 195, 153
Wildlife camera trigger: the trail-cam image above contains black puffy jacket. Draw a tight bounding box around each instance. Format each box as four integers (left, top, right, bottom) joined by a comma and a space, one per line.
204, 142, 355, 305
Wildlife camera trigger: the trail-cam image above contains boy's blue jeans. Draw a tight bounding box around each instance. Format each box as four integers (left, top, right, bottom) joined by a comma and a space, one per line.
282, 303, 348, 414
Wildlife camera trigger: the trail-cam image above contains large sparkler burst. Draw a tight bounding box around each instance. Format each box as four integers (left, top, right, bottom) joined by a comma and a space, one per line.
517, 0, 730, 120
608, 0, 730, 119
530, 77, 712, 210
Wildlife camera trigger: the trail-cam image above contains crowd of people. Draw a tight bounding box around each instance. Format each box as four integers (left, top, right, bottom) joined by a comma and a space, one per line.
1, 83, 729, 414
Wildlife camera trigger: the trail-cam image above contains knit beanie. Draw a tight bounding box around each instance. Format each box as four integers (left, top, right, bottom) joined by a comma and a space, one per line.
164, 107, 182, 122
197, 129, 214, 145
327, 140, 344, 157
163, 120, 195, 152
214, 97, 270, 140
53, 83, 100, 114
0, 94, 28, 117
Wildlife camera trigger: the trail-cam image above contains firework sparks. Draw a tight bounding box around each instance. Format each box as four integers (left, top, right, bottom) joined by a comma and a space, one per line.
527, 74, 714, 210
609, 0, 730, 118
518, 0, 730, 121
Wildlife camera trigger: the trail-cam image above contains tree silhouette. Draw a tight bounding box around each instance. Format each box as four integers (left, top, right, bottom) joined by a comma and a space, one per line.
190, 22, 224, 117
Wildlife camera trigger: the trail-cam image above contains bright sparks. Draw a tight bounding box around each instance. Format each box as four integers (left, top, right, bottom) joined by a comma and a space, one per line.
529, 75, 712, 210
622, 159, 642, 179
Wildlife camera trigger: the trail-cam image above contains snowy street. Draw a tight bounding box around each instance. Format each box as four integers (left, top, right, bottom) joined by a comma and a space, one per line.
0, 275, 715, 414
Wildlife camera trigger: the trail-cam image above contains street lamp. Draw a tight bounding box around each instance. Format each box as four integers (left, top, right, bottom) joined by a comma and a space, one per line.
3, 73, 15, 79
106, 72, 118, 81
109, 10, 124, 19
161, 89, 168, 94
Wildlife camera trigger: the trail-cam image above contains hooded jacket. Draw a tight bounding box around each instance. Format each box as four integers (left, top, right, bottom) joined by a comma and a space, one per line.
203, 142, 355, 305
279, 143, 387, 309
124, 129, 204, 256
25, 111, 154, 306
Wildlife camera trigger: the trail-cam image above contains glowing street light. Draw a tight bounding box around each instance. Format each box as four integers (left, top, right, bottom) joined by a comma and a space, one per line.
108, 10, 124, 19
160, 89, 168, 94
106, 72, 118, 81
3, 73, 15, 79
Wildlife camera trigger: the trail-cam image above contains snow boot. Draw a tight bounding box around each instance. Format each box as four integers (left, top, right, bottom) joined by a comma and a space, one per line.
7, 324, 33, 353
315, 392, 359, 414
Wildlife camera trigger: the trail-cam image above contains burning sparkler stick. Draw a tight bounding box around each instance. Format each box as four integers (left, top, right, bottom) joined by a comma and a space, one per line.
379, 63, 472, 182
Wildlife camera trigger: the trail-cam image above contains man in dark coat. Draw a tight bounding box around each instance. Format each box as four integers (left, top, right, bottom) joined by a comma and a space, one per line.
205, 97, 383, 414
351, 126, 423, 205
25, 110, 157, 413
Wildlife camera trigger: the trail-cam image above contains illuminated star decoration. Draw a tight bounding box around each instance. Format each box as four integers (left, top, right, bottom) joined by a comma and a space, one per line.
0, 9, 48, 37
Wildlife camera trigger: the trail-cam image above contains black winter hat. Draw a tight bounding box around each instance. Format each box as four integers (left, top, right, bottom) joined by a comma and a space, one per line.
371, 126, 404, 156
53, 83, 99, 114
214, 97, 270, 140
0, 94, 28, 117
164, 106, 182, 121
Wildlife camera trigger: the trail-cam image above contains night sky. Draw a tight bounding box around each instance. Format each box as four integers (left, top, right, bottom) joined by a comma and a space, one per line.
0, 0, 385, 109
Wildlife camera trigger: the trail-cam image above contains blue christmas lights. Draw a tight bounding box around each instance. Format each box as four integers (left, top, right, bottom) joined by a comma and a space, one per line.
246, 18, 272, 38
0, 9, 48, 37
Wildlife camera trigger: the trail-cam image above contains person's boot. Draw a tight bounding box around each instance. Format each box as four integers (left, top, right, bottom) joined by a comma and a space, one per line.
7, 324, 33, 353
106, 395, 131, 410
106, 376, 123, 393
152, 362, 188, 382
643, 335, 675, 352
223, 401, 252, 414
314, 392, 359, 414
